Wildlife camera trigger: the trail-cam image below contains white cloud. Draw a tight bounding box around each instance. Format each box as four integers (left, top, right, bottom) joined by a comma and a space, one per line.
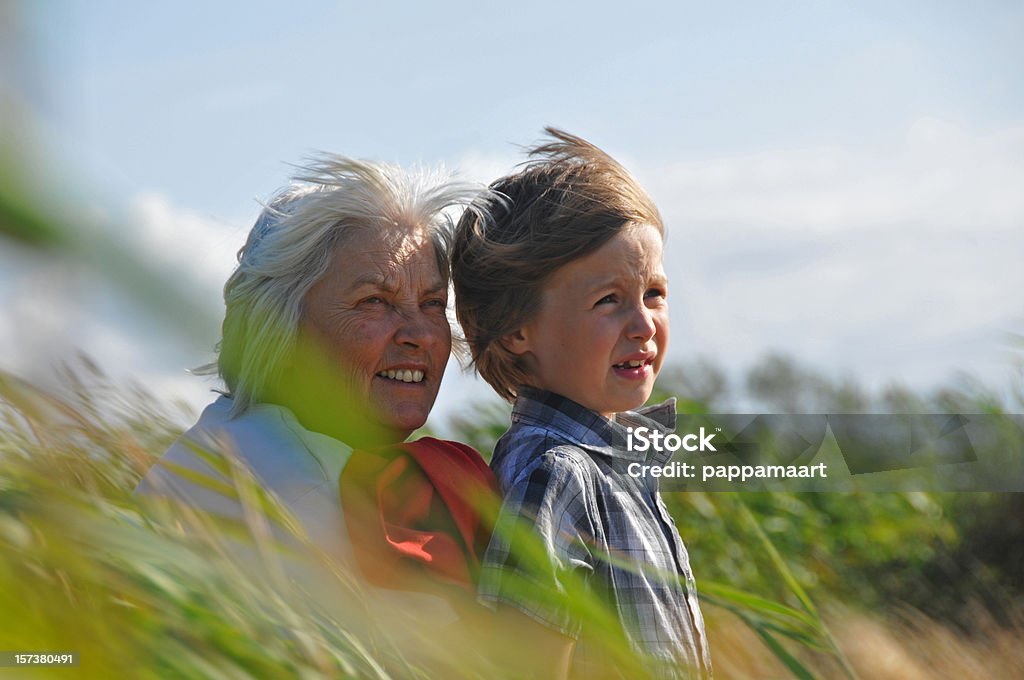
126, 192, 244, 296
647, 117, 1024, 234
0, 195, 245, 419
0, 257, 86, 379
649, 118, 1024, 393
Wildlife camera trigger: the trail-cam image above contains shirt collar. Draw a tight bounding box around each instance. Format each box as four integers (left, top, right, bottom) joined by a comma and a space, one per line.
242, 399, 354, 484
511, 386, 677, 463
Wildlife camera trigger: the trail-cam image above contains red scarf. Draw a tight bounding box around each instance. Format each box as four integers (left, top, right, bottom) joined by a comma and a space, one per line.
339, 437, 498, 594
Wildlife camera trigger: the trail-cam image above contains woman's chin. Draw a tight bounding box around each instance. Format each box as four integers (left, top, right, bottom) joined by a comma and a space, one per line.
369, 397, 434, 441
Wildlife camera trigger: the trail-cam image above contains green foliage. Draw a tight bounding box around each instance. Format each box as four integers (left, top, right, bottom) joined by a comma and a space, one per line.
0, 180, 65, 248
654, 360, 1023, 628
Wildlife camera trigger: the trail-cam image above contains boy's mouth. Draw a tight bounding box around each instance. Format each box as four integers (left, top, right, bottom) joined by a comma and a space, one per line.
612, 359, 649, 369
611, 357, 654, 379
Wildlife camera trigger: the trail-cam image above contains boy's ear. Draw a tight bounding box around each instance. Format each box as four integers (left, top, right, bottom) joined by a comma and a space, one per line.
499, 328, 531, 356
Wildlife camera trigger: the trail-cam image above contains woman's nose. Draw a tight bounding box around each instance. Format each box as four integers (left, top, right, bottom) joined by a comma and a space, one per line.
394, 307, 436, 349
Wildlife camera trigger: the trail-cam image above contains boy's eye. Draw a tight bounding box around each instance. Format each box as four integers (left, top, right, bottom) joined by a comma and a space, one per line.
596, 294, 618, 306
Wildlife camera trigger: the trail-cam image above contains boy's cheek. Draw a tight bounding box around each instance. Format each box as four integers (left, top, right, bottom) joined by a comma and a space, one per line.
655, 315, 670, 353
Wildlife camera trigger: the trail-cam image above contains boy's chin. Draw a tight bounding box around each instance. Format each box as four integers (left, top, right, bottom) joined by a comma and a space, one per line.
626, 384, 659, 410
590, 387, 657, 417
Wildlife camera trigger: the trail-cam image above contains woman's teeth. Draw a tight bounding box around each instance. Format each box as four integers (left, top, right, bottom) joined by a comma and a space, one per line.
376, 369, 425, 383
614, 360, 646, 369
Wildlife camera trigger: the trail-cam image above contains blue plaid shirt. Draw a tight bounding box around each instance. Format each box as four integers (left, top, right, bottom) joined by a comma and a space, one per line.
478, 387, 711, 679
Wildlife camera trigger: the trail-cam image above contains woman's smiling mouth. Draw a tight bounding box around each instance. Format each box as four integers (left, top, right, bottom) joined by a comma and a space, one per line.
375, 369, 426, 383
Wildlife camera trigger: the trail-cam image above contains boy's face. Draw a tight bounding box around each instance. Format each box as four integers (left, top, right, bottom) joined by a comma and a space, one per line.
509, 223, 668, 417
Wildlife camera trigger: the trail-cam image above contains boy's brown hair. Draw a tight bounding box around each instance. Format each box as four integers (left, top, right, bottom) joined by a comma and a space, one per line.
452, 127, 664, 401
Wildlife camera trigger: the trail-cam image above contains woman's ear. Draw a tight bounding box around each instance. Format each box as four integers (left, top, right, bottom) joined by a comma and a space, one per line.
499, 328, 531, 356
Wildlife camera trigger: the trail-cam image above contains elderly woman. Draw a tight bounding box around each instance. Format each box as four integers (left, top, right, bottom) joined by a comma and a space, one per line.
136, 157, 495, 602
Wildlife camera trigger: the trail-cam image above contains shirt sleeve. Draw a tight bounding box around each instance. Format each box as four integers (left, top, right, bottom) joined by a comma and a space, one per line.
476, 446, 597, 638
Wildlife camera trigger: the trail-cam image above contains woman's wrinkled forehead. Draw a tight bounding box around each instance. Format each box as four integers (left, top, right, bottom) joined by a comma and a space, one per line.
337, 222, 431, 261
353, 218, 449, 275
322, 224, 445, 292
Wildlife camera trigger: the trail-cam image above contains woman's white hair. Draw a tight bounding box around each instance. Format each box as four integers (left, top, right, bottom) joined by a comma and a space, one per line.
202, 154, 477, 416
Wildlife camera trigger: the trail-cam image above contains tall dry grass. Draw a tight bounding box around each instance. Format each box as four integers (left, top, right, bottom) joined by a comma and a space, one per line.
2, 362, 1023, 678
706, 605, 1024, 680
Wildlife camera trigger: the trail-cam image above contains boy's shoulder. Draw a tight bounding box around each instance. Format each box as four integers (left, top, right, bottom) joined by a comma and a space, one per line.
490, 423, 599, 492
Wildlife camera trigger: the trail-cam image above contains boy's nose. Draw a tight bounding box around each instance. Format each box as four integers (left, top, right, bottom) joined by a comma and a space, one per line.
627, 305, 657, 340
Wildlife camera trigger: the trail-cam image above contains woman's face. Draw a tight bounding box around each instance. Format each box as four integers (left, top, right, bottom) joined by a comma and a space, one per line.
289, 225, 452, 447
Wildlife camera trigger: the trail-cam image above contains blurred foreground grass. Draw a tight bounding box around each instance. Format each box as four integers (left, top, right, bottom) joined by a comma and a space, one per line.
0, 364, 396, 679
3, 360, 1023, 679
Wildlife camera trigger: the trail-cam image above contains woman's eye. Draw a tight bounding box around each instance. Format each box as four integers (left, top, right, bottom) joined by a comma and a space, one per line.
644, 287, 666, 301
423, 298, 448, 310
361, 296, 386, 305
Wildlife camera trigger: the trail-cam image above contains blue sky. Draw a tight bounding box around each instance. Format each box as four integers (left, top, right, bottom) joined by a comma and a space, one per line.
4, 1, 1023, 425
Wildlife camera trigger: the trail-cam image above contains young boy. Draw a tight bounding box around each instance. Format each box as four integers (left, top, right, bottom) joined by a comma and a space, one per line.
452, 128, 711, 679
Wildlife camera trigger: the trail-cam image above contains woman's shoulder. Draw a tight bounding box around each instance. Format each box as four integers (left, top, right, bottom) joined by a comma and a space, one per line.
136, 396, 329, 504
